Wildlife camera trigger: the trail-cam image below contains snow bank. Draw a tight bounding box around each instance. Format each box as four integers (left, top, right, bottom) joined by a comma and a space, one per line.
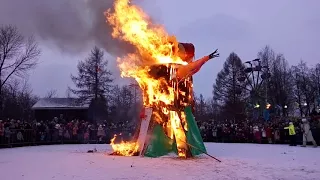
0, 143, 319, 180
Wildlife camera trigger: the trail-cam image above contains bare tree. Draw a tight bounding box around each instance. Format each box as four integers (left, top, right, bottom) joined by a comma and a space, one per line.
268, 53, 294, 116
194, 94, 207, 123
205, 98, 220, 122
109, 85, 135, 123
0, 25, 40, 114
258, 45, 275, 67
65, 88, 73, 98
291, 61, 317, 116
45, 89, 58, 98
310, 63, 320, 107
18, 79, 38, 120
213, 52, 246, 121
1, 78, 38, 120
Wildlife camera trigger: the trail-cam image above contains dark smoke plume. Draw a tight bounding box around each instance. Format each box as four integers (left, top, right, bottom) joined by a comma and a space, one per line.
0, 0, 137, 56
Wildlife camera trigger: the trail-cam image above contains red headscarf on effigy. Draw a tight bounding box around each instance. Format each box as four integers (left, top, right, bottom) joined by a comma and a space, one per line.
176, 43, 195, 63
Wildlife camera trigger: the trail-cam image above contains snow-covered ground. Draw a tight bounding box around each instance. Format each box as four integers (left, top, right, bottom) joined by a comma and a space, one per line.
0, 143, 319, 180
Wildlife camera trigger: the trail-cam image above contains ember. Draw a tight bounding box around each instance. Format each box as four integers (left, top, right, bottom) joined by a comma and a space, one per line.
105, 0, 219, 158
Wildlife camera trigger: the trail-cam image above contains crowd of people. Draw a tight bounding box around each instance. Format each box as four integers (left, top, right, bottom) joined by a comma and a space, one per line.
0, 116, 135, 147
198, 116, 320, 147
1, 115, 320, 148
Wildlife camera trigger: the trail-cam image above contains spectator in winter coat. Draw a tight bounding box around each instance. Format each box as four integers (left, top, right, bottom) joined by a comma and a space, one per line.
97, 125, 106, 143
273, 128, 280, 143
17, 131, 24, 142
261, 127, 266, 141
301, 118, 317, 147
5, 127, 11, 144
212, 127, 217, 140
253, 125, 261, 143
57, 124, 64, 141
0, 120, 4, 136
265, 126, 273, 144
284, 122, 296, 146
64, 129, 70, 140
72, 124, 78, 140
84, 129, 90, 144
0, 120, 4, 144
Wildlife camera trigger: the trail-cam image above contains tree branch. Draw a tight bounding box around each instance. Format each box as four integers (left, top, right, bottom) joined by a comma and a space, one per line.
0, 25, 40, 89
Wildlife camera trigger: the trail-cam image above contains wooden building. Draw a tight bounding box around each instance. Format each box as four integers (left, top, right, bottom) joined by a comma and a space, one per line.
32, 98, 89, 121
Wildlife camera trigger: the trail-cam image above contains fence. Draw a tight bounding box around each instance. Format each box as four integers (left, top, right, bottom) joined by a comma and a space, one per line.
0, 128, 133, 148
1, 127, 320, 148
201, 128, 320, 145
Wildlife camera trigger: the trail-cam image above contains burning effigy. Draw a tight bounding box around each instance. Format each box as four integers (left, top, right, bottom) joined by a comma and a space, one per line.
106, 0, 219, 158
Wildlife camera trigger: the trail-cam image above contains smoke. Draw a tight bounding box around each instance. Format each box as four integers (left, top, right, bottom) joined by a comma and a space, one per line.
0, 0, 139, 56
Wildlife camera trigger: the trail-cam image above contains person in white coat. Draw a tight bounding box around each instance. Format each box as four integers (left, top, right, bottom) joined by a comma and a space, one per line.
301, 118, 317, 147
97, 125, 106, 143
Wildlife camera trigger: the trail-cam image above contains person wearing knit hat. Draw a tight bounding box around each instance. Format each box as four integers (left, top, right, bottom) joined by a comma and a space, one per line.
301, 118, 317, 147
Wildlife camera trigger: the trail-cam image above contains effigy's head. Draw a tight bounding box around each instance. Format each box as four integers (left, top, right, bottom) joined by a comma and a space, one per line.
174, 43, 195, 63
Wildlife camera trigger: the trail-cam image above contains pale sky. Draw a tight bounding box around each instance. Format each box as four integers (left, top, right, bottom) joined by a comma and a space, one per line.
1, 0, 319, 98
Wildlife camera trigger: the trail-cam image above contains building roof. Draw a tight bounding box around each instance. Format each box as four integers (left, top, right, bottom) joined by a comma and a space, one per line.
32, 98, 89, 110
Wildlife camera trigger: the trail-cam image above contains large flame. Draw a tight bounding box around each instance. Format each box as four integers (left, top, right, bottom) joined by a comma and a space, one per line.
106, 0, 190, 157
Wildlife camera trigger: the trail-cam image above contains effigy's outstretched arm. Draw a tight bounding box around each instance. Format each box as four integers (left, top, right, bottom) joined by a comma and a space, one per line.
176, 49, 219, 79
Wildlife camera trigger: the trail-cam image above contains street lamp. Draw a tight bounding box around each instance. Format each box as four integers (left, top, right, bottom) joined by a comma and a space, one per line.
266, 103, 271, 109
284, 105, 288, 109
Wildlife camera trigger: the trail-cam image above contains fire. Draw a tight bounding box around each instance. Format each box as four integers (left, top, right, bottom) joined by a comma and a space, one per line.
106, 0, 186, 66
110, 134, 139, 156
170, 111, 188, 157
106, 0, 190, 157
